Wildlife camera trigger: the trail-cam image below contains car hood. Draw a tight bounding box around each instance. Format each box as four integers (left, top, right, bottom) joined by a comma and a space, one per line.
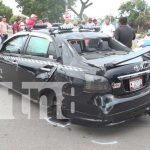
87, 54, 143, 67
86, 46, 150, 67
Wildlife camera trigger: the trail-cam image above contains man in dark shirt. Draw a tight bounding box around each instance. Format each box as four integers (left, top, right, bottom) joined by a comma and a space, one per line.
115, 17, 135, 48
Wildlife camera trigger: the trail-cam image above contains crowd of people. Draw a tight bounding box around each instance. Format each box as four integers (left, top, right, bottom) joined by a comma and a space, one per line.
0, 13, 136, 48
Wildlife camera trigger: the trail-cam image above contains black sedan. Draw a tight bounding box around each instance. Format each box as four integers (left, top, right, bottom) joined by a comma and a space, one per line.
0, 27, 150, 126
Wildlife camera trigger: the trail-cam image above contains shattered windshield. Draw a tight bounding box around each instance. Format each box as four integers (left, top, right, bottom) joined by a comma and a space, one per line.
68, 37, 131, 59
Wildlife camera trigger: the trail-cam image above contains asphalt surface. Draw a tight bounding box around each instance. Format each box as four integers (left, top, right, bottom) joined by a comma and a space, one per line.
0, 85, 150, 150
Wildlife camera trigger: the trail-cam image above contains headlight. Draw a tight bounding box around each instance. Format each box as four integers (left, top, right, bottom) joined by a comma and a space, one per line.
84, 74, 111, 92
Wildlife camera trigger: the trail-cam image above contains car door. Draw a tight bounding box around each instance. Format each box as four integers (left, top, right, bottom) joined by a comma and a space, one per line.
0, 35, 29, 89
16, 33, 59, 99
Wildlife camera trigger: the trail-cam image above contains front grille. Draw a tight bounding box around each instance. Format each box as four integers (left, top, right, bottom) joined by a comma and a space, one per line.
123, 75, 148, 92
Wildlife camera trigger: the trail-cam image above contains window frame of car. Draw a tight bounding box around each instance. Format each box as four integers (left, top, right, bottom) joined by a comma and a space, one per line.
110, 38, 131, 52
0, 33, 29, 55
23, 32, 59, 60
60, 40, 75, 65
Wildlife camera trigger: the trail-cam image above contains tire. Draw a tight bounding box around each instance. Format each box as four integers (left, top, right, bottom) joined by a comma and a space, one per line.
40, 91, 69, 122
40, 91, 56, 118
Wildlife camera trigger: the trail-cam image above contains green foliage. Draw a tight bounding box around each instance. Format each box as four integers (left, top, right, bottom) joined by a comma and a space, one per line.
82, 14, 88, 22
104, 15, 116, 23
9, 15, 26, 24
0, 1, 13, 20
15, 0, 76, 22
119, 0, 150, 28
68, 0, 76, 7
9, 16, 17, 24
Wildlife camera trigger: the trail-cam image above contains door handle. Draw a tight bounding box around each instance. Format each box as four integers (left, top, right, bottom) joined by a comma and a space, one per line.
40, 67, 51, 72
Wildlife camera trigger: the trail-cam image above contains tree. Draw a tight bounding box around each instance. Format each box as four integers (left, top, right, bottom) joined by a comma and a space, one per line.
9, 15, 26, 24
15, 0, 76, 22
64, 0, 76, 11
66, 0, 93, 19
9, 16, 18, 24
119, 0, 150, 30
0, 1, 13, 21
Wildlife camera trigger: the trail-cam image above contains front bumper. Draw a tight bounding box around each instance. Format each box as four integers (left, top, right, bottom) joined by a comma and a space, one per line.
70, 103, 150, 127
62, 86, 150, 126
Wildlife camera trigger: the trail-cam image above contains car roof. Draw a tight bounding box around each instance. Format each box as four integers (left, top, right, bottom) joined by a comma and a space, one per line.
13, 30, 53, 41
14, 29, 110, 41
60, 32, 110, 40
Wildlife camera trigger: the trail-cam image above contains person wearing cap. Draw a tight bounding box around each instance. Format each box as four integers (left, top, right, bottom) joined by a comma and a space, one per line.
12, 17, 22, 34
0, 16, 8, 43
26, 14, 37, 29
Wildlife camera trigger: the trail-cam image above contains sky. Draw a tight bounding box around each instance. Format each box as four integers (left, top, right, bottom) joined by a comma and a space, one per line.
2, 0, 150, 18
2, 0, 21, 15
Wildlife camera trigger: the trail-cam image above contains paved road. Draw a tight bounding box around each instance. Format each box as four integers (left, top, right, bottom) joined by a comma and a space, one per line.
0, 86, 150, 150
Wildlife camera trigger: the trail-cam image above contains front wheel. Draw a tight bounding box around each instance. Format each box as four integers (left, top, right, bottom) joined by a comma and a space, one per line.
47, 92, 57, 118
40, 91, 56, 118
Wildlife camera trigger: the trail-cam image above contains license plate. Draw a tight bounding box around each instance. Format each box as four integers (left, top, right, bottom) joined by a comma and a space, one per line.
129, 77, 143, 91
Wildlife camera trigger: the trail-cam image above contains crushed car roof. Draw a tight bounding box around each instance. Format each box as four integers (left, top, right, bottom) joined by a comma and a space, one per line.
60, 32, 110, 40
15, 29, 110, 40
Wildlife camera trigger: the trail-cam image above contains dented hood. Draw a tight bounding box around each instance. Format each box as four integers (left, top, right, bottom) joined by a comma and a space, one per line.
86, 46, 150, 67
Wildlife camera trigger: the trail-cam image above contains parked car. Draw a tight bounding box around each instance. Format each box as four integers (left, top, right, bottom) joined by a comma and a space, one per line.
0, 25, 150, 126
137, 33, 150, 48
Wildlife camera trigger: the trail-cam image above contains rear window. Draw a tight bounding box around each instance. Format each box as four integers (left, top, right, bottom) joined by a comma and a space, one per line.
68, 38, 131, 54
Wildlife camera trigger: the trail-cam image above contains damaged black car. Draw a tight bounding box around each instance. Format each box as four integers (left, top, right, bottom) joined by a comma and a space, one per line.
0, 26, 150, 126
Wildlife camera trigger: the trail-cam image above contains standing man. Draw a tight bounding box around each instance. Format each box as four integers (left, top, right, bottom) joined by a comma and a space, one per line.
93, 19, 100, 32
26, 14, 37, 29
0, 16, 8, 43
93, 19, 99, 26
101, 17, 115, 37
12, 17, 22, 34
86, 17, 94, 28
115, 17, 136, 48
62, 12, 74, 28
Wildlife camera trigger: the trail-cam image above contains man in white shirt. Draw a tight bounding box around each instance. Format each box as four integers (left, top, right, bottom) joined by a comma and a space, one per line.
62, 12, 74, 28
86, 17, 95, 28
101, 17, 115, 37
